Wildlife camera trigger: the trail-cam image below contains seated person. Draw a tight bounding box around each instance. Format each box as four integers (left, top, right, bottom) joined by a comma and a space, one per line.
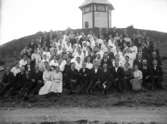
124, 60, 133, 91
30, 66, 43, 95
0, 67, 15, 97
19, 55, 28, 67
68, 63, 79, 94
39, 62, 52, 96
100, 63, 112, 95
50, 66, 63, 94
87, 61, 101, 94
142, 59, 151, 89
134, 53, 143, 70
112, 60, 125, 92
9, 66, 26, 97
18, 70, 33, 99
78, 63, 90, 94
130, 64, 143, 91
101, 53, 113, 70
150, 59, 163, 89
63, 58, 71, 89
11, 63, 20, 77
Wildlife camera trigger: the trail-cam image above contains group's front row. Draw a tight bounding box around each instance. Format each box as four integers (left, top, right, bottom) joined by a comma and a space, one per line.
0, 59, 163, 100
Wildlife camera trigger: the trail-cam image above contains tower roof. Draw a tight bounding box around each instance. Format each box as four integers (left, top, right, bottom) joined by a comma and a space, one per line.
79, 0, 114, 10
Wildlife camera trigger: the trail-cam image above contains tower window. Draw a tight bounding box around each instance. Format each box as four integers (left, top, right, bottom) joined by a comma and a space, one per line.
83, 5, 91, 13
96, 5, 106, 12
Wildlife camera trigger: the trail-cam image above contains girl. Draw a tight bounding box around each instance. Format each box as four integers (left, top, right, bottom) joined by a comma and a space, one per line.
131, 64, 143, 91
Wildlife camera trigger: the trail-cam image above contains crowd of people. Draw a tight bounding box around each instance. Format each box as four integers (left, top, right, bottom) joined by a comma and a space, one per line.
0, 28, 163, 100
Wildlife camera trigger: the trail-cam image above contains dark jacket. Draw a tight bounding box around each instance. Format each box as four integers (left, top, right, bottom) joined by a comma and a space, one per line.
100, 69, 112, 82
79, 68, 90, 80
112, 67, 125, 80
150, 66, 163, 79
90, 68, 101, 82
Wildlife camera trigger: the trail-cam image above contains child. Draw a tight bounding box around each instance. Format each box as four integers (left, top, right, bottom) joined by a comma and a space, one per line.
131, 64, 143, 91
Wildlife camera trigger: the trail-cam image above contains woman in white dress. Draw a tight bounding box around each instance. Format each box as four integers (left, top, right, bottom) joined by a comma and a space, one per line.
39, 62, 52, 95
50, 66, 63, 93
130, 64, 143, 91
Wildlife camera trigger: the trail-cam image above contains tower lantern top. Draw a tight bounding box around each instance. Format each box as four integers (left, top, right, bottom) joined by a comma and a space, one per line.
79, 0, 114, 10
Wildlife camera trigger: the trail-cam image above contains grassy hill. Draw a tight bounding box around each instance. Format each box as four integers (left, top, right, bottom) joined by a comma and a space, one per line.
0, 28, 167, 108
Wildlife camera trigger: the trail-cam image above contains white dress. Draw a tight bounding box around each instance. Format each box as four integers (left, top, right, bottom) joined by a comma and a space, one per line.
39, 70, 52, 95
50, 71, 63, 93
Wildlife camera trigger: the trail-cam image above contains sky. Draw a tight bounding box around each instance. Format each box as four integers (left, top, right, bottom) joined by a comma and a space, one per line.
0, 0, 167, 45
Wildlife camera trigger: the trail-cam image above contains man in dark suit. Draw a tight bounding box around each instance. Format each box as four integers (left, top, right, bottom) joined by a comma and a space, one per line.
134, 53, 143, 70
10, 67, 27, 97
87, 62, 101, 94
101, 53, 113, 70
112, 60, 125, 92
0, 67, 15, 97
100, 63, 113, 95
29, 66, 43, 96
142, 59, 151, 89
78, 63, 90, 94
68, 62, 79, 94
63, 58, 71, 90
150, 59, 163, 89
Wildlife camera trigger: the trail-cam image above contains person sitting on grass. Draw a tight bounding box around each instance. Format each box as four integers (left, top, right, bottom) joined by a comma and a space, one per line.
30, 66, 43, 96
130, 64, 143, 91
78, 63, 90, 94
100, 63, 112, 95
112, 60, 125, 92
142, 59, 151, 90
38, 62, 52, 96
150, 59, 163, 90
0, 66, 15, 98
87, 61, 101, 94
50, 66, 63, 95
68, 62, 79, 94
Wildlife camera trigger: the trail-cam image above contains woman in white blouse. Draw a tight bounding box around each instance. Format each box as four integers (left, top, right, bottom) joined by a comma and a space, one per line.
39, 62, 52, 95
131, 64, 143, 91
50, 66, 63, 94
85, 56, 93, 70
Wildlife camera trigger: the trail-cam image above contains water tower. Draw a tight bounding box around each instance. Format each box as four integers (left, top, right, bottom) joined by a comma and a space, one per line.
79, 0, 114, 29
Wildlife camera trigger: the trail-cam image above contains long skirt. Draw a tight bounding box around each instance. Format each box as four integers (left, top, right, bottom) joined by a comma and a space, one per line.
39, 81, 52, 95
39, 80, 62, 95
50, 80, 62, 93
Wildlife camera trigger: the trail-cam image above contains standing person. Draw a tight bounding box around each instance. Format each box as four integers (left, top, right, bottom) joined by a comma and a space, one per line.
38, 62, 52, 96
112, 60, 125, 92
150, 59, 163, 89
50, 66, 63, 94
130, 64, 143, 91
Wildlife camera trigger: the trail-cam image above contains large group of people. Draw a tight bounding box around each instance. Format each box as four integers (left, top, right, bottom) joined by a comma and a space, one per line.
0, 28, 163, 100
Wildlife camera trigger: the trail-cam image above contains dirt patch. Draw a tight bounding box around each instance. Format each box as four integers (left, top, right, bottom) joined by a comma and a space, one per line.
0, 107, 167, 123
